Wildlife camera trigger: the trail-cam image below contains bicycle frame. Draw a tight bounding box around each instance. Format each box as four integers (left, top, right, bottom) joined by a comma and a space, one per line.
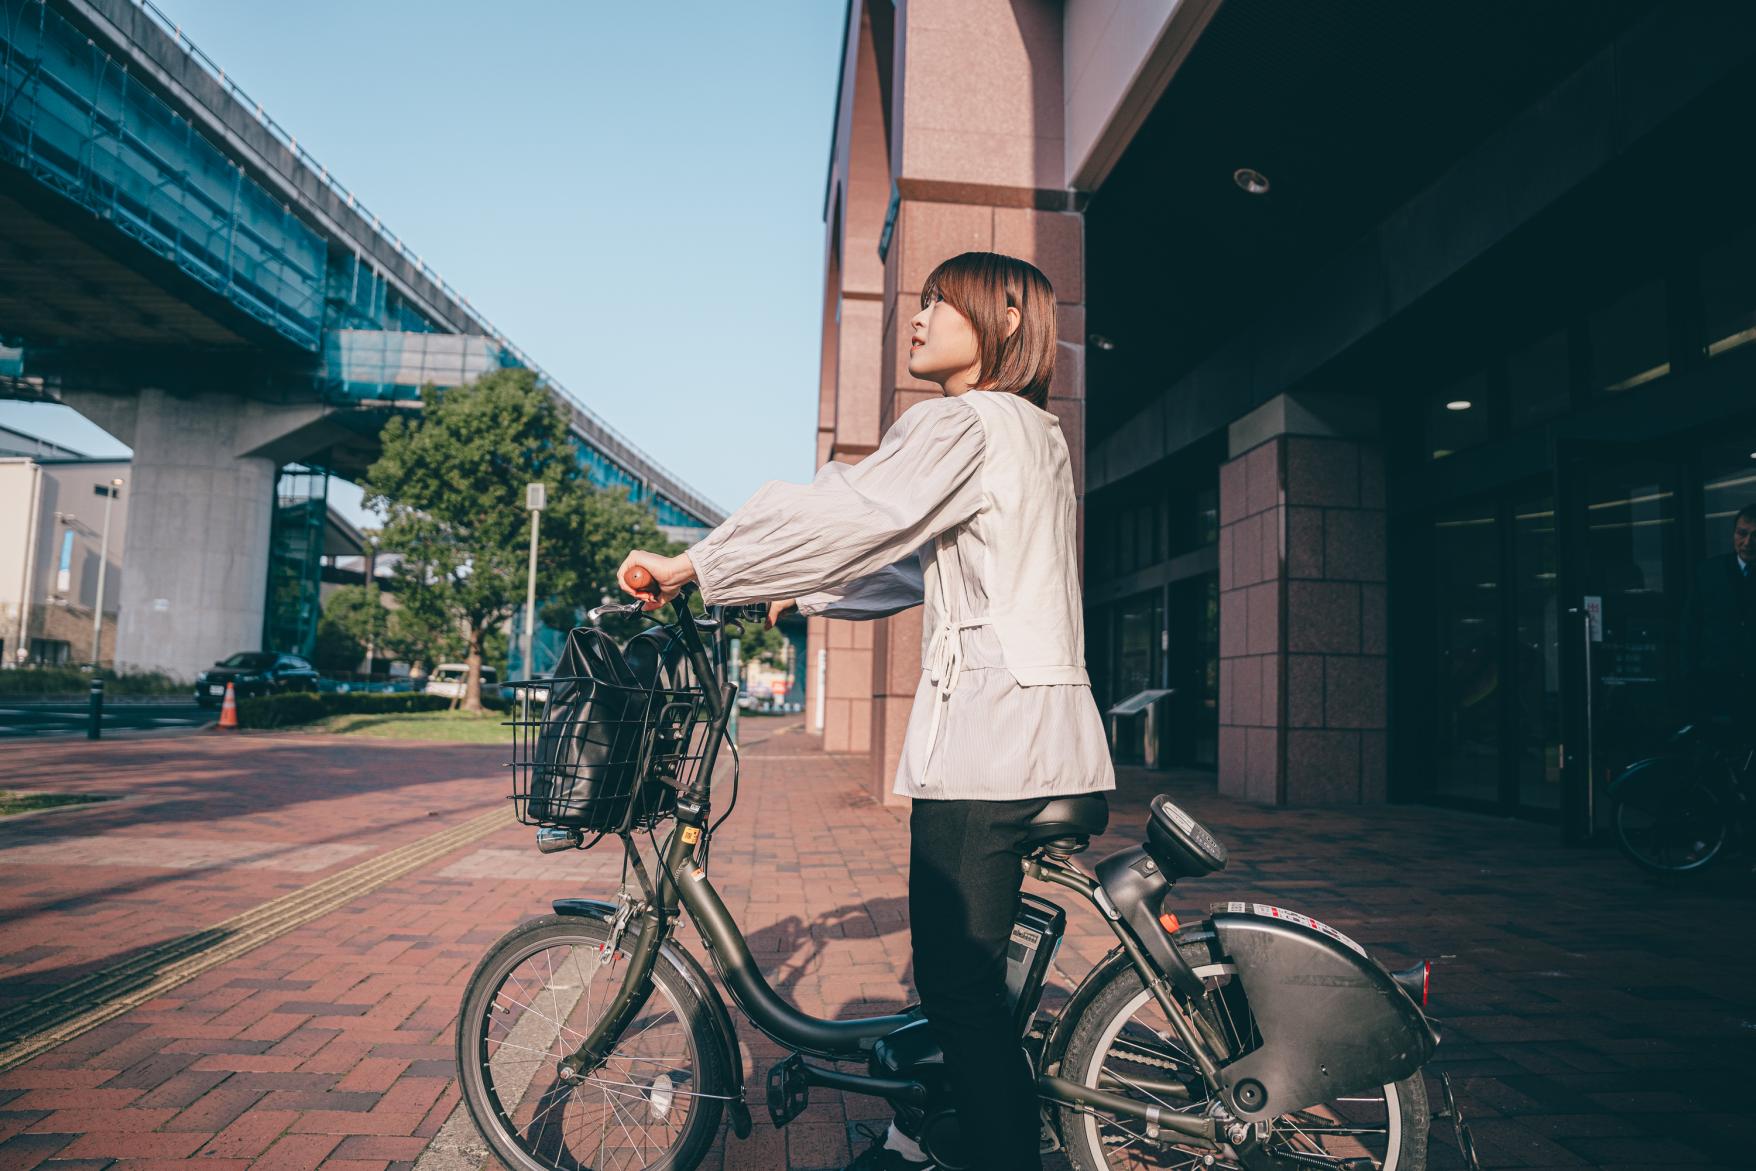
550, 587, 1230, 1146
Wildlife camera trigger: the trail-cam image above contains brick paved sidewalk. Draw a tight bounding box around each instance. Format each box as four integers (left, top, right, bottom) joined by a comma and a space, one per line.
0, 717, 1752, 1169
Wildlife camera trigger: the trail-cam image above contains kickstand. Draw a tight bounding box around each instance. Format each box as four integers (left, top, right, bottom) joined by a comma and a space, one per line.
1434, 1073, 1482, 1171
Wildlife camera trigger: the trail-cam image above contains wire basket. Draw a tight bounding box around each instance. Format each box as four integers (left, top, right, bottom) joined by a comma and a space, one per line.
507, 674, 714, 835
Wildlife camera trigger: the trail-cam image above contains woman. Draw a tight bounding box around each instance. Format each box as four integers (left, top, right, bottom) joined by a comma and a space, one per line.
618, 251, 1114, 1171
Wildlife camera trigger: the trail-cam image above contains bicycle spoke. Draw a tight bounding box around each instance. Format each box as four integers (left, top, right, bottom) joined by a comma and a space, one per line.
493, 988, 590, 1044
470, 932, 704, 1171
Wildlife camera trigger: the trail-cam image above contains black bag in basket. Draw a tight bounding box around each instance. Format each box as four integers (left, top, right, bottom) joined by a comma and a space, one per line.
526, 626, 650, 829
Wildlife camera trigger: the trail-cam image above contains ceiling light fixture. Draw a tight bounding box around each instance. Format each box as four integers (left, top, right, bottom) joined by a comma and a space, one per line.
1445, 400, 1473, 411
1233, 167, 1270, 195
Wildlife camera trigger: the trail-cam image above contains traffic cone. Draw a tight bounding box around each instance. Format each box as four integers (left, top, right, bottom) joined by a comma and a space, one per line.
218, 681, 239, 730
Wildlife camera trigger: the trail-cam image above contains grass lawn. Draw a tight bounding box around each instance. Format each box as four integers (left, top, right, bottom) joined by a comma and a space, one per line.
0, 791, 110, 818
313, 708, 511, 743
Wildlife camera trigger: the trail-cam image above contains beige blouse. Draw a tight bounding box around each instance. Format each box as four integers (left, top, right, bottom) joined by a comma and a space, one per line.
687, 392, 1115, 801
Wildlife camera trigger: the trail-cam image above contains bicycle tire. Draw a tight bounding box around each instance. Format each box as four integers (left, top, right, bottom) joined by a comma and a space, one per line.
1612, 767, 1729, 875
1056, 959, 1428, 1171
456, 915, 728, 1171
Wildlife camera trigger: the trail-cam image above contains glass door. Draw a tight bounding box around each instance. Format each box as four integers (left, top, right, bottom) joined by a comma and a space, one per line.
1168, 574, 1219, 767
1430, 493, 1563, 815
1512, 497, 1562, 811
1432, 503, 1503, 804
1558, 451, 1686, 839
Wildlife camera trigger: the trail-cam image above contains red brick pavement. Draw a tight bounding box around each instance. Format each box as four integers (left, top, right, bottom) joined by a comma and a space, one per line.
0, 719, 1752, 1169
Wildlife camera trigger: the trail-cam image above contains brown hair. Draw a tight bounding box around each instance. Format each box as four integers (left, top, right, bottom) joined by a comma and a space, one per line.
920, 251, 1056, 409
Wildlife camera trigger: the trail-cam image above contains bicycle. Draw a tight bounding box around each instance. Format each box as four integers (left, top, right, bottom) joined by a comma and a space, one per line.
456, 578, 1473, 1170
1610, 720, 1754, 875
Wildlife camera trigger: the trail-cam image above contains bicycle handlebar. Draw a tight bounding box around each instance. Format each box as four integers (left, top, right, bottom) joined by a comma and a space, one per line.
600, 566, 773, 728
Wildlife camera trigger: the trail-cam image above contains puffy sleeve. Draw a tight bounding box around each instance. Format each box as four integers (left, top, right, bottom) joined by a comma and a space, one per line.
794, 546, 926, 620
687, 396, 985, 607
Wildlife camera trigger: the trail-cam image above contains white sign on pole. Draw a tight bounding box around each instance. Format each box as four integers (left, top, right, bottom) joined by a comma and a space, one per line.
1583, 595, 1603, 643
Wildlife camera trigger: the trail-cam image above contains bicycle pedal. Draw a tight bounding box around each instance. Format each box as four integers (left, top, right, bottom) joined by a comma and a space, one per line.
766, 1053, 809, 1128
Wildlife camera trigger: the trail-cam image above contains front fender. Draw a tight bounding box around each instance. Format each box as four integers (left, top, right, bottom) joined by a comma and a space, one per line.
551, 898, 751, 1138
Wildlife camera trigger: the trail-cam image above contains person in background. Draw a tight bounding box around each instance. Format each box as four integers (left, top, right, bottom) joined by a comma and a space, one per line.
1680, 502, 1756, 729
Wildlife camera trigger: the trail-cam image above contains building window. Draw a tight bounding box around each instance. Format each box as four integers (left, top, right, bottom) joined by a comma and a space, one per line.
1168, 480, 1220, 556
1701, 224, 1756, 359
30, 638, 71, 666
1112, 590, 1163, 700
1506, 331, 1571, 430
1427, 371, 1492, 460
1194, 486, 1218, 548
55, 529, 74, 594
1591, 280, 1671, 394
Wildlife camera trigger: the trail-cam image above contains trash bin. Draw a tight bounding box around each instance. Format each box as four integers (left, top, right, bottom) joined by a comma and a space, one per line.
1105, 688, 1175, 768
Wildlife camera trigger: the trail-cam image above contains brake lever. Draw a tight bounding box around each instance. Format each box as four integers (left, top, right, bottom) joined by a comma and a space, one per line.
587, 599, 651, 625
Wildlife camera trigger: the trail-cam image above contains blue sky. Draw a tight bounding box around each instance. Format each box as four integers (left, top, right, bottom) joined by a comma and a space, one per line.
2, 0, 845, 524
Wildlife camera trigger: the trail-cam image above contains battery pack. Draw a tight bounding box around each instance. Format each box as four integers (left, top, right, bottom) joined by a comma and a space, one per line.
1004, 892, 1066, 1032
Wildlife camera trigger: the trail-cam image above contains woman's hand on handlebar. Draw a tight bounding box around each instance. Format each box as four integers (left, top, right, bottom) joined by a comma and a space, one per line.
765, 599, 796, 629
617, 550, 696, 610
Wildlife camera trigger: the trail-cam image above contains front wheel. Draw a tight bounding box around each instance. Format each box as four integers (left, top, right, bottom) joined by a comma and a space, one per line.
1056, 961, 1427, 1171
455, 914, 728, 1171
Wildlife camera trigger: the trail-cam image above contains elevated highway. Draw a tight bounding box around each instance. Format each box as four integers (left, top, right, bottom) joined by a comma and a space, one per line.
0, 0, 720, 675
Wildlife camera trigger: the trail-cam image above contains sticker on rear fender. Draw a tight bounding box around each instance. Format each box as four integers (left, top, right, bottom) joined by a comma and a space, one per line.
1216, 901, 1368, 957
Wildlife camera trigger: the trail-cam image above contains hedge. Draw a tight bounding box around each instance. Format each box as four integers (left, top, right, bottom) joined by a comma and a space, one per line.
236, 691, 455, 729
0, 667, 185, 697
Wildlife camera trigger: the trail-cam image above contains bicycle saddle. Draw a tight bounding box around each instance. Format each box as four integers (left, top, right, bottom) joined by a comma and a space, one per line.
1022, 793, 1109, 852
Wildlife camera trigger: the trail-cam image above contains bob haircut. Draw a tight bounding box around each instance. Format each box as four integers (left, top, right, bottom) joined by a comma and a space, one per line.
921, 251, 1056, 409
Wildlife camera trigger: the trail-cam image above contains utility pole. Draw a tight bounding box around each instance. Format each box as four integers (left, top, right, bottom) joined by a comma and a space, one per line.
90, 477, 123, 667
523, 483, 545, 679
362, 538, 378, 679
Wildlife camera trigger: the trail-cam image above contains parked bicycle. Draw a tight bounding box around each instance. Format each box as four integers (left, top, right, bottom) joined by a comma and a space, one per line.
1610, 720, 1754, 875
456, 577, 1474, 1170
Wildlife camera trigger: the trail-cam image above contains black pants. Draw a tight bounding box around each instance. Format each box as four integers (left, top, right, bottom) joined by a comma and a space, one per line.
909, 796, 1052, 1171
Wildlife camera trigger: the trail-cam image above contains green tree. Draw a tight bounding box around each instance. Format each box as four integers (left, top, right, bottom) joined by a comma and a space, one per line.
363, 368, 666, 711
312, 584, 377, 672
380, 585, 463, 675
735, 619, 789, 669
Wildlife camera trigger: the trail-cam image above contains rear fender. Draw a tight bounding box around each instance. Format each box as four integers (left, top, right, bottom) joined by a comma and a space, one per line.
551, 898, 750, 1137
1208, 905, 1437, 1122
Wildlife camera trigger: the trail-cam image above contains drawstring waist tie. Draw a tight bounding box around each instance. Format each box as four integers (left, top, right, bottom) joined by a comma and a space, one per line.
919, 616, 993, 783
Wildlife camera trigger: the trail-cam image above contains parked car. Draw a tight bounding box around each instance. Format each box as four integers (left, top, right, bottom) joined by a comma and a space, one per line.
194, 652, 320, 707
500, 672, 551, 706
423, 662, 499, 700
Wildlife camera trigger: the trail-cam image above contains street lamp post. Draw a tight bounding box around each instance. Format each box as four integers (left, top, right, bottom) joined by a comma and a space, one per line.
90, 477, 123, 667
523, 483, 546, 680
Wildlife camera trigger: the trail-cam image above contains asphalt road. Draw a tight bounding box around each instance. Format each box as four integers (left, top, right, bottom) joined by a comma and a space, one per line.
0, 699, 212, 738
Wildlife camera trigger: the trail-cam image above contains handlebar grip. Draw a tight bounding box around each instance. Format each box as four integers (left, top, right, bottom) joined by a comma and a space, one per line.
626, 564, 655, 592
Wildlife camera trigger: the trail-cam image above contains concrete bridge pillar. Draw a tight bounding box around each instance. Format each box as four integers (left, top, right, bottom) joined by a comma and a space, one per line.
59, 387, 344, 679
115, 388, 276, 678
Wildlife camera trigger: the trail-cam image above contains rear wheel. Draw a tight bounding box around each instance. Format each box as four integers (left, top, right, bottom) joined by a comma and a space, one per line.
456, 914, 727, 1171
1612, 761, 1730, 875
1057, 960, 1427, 1171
